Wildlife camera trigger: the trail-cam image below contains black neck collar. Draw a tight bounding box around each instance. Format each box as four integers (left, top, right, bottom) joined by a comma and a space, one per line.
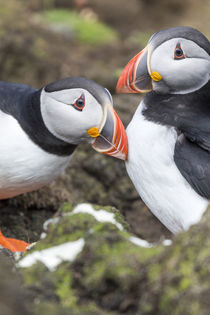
143, 81, 210, 131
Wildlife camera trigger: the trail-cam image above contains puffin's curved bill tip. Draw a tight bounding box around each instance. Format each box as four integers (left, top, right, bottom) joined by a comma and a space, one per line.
91, 105, 128, 161
116, 46, 152, 94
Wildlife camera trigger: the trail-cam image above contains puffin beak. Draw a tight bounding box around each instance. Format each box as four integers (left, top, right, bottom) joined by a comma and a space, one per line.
116, 45, 153, 93
89, 103, 128, 160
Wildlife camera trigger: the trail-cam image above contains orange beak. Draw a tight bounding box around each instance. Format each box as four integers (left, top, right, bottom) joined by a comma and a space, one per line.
116, 46, 152, 94
92, 104, 128, 160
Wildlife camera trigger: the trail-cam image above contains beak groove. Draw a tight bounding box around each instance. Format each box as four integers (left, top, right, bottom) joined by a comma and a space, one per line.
104, 110, 128, 160
92, 104, 128, 161
116, 46, 152, 94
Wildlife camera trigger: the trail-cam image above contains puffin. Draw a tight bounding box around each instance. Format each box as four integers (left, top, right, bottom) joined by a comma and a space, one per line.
0, 76, 128, 251
116, 26, 210, 234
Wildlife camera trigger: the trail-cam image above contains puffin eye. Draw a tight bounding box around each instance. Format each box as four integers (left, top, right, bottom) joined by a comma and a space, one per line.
174, 43, 185, 60
73, 93, 85, 111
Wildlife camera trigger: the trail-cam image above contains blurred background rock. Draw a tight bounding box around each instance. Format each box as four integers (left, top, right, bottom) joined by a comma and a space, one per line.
0, 0, 209, 243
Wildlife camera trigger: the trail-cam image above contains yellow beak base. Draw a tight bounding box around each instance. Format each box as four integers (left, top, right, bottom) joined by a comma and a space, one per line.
87, 127, 100, 138
151, 71, 162, 82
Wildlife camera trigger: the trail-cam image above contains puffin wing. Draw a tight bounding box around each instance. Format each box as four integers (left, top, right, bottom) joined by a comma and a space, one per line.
174, 134, 210, 198
0, 81, 36, 117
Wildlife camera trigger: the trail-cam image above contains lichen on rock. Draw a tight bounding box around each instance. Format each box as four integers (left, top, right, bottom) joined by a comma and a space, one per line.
18, 203, 162, 314
15, 204, 210, 315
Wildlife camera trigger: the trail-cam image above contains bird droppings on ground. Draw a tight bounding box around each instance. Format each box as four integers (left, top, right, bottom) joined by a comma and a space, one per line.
43, 217, 61, 231
18, 238, 85, 271
129, 235, 153, 248
42, 203, 124, 232
72, 203, 124, 230
18, 203, 171, 273
40, 203, 169, 251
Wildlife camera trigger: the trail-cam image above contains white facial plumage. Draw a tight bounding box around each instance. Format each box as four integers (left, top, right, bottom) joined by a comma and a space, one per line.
150, 38, 210, 94
40, 88, 103, 144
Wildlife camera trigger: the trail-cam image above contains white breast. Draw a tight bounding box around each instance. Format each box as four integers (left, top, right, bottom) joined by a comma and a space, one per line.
126, 101, 208, 233
0, 112, 71, 199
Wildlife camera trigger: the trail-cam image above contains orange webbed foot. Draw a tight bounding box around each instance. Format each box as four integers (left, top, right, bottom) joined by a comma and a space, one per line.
0, 230, 30, 252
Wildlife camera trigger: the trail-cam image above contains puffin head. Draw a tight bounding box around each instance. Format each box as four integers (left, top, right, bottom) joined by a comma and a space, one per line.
116, 26, 210, 95
40, 77, 128, 160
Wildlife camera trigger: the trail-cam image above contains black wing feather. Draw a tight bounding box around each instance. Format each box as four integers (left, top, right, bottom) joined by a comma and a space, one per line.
0, 81, 76, 156
174, 134, 210, 198
0, 81, 36, 117
143, 81, 210, 198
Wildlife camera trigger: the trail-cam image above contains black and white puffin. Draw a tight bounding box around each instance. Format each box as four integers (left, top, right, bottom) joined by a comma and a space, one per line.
0, 76, 128, 251
116, 26, 210, 234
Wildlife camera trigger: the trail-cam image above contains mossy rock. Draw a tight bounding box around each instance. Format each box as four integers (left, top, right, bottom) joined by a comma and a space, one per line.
18, 203, 161, 314
16, 205, 210, 314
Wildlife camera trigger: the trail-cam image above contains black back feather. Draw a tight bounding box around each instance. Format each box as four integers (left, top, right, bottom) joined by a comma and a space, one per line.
143, 81, 210, 198
0, 81, 76, 156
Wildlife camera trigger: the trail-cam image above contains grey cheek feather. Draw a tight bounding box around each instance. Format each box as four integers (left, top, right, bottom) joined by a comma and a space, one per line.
156, 63, 209, 95
149, 27, 209, 94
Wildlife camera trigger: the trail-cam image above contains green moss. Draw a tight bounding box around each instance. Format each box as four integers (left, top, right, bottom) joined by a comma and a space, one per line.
42, 9, 118, 45
179, 261, 194, 288
35, 213, 97, 251
159, 287, 179, 312
61, 202, 74, 213
52, 264, 77, 308
82, 230, 162, 292
178, 277, 192, 291
22, 262, 49, 286
93, 204, 115, 212
148, 263, 162, 282
135, 244, 163, 263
